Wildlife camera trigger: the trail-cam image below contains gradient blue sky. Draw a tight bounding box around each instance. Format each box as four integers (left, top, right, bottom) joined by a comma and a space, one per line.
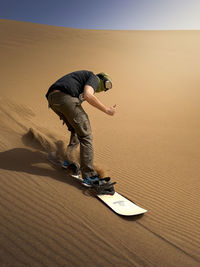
1, 0, 200, 30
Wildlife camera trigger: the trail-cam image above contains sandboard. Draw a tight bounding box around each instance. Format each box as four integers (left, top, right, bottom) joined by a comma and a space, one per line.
97, 192, 147, 216
47, 153, 147, 216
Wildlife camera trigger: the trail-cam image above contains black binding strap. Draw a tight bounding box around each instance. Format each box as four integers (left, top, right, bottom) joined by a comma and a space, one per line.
92, 181, 116, 195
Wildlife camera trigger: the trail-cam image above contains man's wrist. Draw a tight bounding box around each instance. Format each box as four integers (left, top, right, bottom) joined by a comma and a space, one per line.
104, 107, 109, 114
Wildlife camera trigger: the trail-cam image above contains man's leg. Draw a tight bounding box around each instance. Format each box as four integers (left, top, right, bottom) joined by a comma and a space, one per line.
48, 92, 97, 178
48, 94, 79, 160
59, 113, 80, 160
66, 131, 79, 160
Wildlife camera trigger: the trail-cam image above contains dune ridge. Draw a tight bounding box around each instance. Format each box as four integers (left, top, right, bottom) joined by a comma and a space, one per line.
0, 19, 200, 266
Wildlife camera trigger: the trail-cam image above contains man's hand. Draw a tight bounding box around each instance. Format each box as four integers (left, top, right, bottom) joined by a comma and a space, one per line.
106, 104, 117, 116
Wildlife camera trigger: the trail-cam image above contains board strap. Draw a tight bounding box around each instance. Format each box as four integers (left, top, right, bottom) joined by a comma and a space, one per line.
92, 181, 116, 195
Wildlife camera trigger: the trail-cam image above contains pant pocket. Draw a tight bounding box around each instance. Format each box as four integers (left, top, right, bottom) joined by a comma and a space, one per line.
73, 109, 91, 137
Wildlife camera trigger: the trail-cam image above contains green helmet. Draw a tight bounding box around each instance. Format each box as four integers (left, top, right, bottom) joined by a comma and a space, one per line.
96, 72, 112, 92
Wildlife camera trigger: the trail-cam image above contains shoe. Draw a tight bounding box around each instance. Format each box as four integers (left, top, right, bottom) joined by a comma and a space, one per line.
62, 160, 71, 169
82, 175, 100, 187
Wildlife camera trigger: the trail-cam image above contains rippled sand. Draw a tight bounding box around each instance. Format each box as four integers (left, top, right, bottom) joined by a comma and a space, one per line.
0, 19, 200, 266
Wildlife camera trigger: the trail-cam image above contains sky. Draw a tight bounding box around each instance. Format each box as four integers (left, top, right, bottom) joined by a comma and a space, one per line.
1, 0, 200, 30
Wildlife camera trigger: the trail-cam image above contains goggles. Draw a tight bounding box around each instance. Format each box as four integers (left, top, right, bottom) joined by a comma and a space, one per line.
98, 74, 112, 91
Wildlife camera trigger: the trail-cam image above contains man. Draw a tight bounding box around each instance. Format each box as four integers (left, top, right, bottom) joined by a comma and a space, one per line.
46, 70, 116, 187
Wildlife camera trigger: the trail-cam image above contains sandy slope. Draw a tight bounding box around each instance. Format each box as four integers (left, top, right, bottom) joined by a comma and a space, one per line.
0, 19, 200, 266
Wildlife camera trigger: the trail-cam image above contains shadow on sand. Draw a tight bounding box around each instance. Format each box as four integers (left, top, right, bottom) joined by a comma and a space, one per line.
0, 147, 83, 189
0, 147, 145, 221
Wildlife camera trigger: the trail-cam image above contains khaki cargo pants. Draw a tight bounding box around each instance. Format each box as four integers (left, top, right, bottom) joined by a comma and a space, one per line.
48, 91, 97, 178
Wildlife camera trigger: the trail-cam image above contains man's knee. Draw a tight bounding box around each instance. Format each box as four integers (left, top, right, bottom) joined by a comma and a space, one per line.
78, 133, 93, 145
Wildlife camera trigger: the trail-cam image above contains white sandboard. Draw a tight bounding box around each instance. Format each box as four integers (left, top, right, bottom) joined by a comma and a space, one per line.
97, 192, 147, 216
47, 153, 147, 216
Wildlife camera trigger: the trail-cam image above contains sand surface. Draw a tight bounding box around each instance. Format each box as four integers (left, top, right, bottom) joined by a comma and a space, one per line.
0, 19, 200, 266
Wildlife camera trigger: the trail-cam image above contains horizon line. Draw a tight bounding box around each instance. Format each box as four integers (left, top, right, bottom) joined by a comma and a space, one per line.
1, 18, 200, 31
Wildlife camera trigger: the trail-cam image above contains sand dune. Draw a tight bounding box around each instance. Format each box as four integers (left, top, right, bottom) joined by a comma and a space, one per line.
0, 19, 200, 266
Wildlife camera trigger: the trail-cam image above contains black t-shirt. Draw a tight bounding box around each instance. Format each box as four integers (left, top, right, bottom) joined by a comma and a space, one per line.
46, 70, 99, 99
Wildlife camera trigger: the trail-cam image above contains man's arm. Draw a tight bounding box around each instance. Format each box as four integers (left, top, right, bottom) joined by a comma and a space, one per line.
83, 85, 116, 116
